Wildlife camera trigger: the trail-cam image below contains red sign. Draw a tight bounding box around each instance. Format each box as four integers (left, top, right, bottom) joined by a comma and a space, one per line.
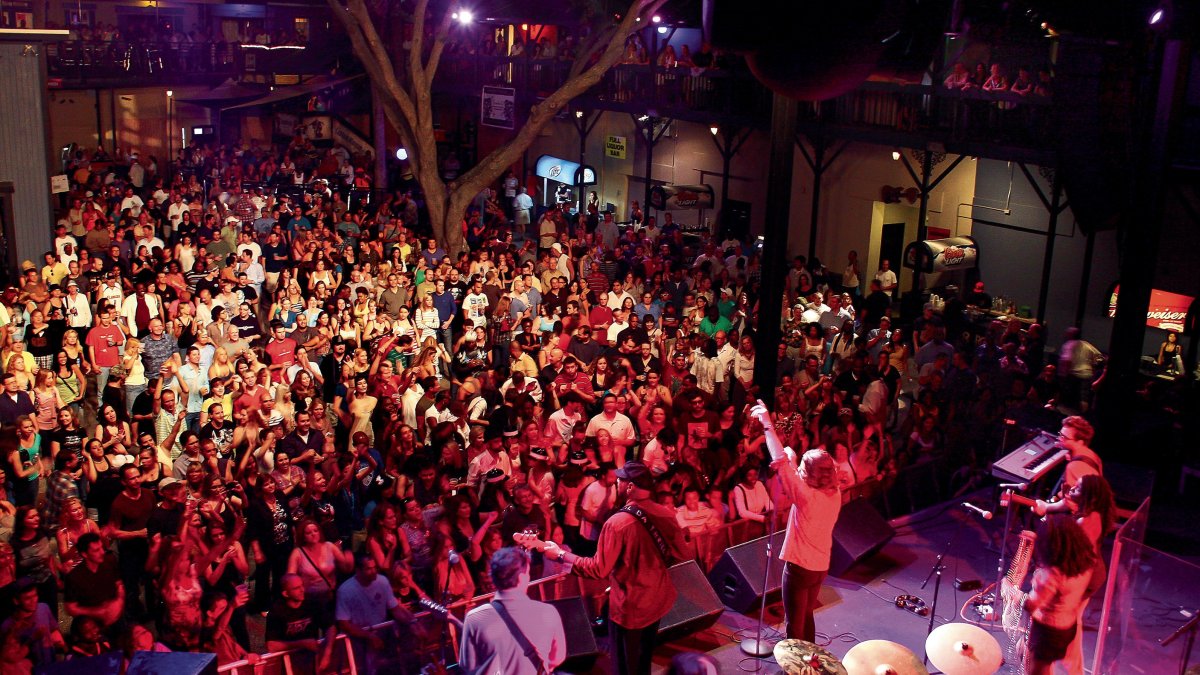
1107, 284, 1193, 332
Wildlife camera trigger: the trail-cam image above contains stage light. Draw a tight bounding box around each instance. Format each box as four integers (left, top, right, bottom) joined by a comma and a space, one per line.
1149, 8, 1164, 24
454, 9, 473, 24
520, 23, 528, 31
657, 26, 668, 34
166, 90, 173, 97
637, 114, 650, 122
395, 148, 408, 161
651, 15, 661, 23
891, 151, 901, 161
575, 110, 584, 118
710, 124, 719, 136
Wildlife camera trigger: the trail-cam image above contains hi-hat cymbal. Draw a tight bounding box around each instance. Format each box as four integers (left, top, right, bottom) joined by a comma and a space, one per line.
773, 638, 847, 675
844, 640, 928, 675
924, 623, 1002, 675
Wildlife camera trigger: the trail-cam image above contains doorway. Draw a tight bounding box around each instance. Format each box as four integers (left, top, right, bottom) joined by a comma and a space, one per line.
879, 222, 905, 275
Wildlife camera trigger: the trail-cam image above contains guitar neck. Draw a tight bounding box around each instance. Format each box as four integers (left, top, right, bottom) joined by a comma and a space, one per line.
1002, 492, 1038, 509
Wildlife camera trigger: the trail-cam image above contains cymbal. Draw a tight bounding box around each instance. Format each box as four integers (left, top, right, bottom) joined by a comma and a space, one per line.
773, 638, 847, 675
844, 640, 928, 675
924, 623, 1002, 675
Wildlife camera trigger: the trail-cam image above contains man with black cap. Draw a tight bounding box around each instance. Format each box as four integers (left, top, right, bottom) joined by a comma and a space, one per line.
534, 461, 687, 675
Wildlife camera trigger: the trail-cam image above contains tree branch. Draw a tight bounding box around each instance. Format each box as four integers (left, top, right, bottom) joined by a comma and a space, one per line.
456, 0, 669, 191
424, 7, 455, 83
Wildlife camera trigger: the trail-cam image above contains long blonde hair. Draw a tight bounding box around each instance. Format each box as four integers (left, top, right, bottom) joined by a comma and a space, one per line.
124, 337, 142, 357
800, 449, 838, 491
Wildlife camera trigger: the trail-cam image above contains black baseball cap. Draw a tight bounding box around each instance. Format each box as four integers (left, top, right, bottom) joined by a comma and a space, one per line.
614, 461, 654, 490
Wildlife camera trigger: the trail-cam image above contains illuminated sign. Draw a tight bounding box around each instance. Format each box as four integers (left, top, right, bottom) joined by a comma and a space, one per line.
1107, 285, 1193, 332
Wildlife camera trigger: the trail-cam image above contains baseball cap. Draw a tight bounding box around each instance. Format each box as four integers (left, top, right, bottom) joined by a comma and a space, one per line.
484, 468, 508, 484
614, 461, 654, 490
529, 446, 550, 461
352, 431, 370, 446
158, 477, 184, 491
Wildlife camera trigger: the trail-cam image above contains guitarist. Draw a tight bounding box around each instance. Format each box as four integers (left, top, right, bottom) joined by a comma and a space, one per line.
528, 461, 687, 675
459, 547, 566, 675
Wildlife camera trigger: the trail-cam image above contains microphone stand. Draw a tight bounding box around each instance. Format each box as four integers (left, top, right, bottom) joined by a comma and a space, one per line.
1161, 610, 1200, 675
921, 511, 970, 667
438, 555, 456, 667
992, 488, 1020, 623
741, 500, 779, 661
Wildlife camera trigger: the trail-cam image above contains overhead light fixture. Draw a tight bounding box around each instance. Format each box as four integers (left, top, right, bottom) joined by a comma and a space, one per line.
1149, 8, 1165, 24
166, 90, 173, 97
657, 26, 668, 34
454, 9, 473, 24
395, 148, 408, 161
710, 125, 719, 136
575, 110, 584, 118
638, 114, 650, 122
651, 15, 661, 23
520, 23, 528, 30
892, 150, 901, 161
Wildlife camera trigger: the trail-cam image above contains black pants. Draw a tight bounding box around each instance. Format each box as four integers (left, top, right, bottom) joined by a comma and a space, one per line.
117, 540, 150, 618
611, 620, 659, 675
782, 563, 826, 642
252, 546, 291, 612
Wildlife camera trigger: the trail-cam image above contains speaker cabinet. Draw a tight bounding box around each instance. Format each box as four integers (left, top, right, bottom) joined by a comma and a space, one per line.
658, 560, 725, 641
546, 596, 601, 673
38, 652, 121, 675
829, 498, 895, 576
707, 532, 786, 613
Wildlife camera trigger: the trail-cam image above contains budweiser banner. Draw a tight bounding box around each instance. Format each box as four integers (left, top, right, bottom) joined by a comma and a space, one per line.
1106, 284, 1193, 332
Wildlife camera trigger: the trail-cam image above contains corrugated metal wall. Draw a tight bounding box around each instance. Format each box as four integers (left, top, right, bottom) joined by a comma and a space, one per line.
0, 41, 54, 274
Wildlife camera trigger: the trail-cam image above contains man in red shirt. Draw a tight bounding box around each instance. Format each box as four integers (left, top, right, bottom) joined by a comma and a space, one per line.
85, 303, 125, 402
538, 462, 687, 675
264, 320, 297, 384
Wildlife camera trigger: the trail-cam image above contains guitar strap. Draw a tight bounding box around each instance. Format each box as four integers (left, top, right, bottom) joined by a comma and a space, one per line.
619, 504, 670, 564
490, 599, 547, 675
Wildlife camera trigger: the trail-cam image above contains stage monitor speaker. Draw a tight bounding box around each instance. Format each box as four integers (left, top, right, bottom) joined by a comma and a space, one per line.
547, 596, 601, 673
658, 560, 725, 641
829, 498, 896, 577
38, 652, 121, 675
707, 531, 785, 613
126, 651, 217, 675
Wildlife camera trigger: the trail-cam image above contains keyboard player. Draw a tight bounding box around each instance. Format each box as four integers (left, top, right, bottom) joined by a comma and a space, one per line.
1050, 416, 1101, 500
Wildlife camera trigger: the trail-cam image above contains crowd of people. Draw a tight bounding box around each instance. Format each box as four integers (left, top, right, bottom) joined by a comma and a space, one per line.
0, 129, 1109, 671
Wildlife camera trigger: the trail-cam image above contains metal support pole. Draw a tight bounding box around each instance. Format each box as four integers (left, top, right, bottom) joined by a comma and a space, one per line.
1075, 230, 1096, 329
643, 120, 655, 216
753, 94, 797, 396
808, 139, 826, 256
1035, 175, 1063, 323
912, 149, 933, 296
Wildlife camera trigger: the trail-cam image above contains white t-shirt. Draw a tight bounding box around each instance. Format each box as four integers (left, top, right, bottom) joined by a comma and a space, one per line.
875, 269, 898, 297
463, 292, 490, 327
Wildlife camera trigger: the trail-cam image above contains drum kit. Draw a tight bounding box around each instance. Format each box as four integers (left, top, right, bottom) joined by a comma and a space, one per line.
772, 623, 1002, 675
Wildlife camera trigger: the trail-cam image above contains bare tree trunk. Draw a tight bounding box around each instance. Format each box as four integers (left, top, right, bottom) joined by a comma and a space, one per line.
329, 0, 668, 255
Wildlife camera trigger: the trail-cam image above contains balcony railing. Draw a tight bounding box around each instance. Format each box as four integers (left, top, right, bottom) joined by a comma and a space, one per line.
46, 40, 241, 82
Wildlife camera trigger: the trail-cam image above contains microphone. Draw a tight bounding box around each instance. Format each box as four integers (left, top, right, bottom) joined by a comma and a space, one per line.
961, 502, 993, 520
998, 482, 1029, 491
448, 551, 461, 566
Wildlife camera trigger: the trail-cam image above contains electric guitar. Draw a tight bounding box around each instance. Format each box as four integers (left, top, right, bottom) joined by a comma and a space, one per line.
512, 530, 550, 554
1000, 490, 1039, 510
419, 597, 463, 629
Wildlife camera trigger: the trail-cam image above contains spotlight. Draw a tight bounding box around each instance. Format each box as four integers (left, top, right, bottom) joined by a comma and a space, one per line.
657, 26, 668, 35
575, 110, 584, 118
166, 90, 173, 97
1149, 8, 1164, 24
395, 148, 408, 161
651, 15, 661, 23
892, 151, 901, 161
455, 9, 473, 24
520, 23, 528, 31
710, 125, 719, 136
637, 114, 650, 122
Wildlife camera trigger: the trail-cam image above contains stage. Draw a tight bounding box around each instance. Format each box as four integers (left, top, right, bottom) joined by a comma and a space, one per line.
628, 488, 1200, 675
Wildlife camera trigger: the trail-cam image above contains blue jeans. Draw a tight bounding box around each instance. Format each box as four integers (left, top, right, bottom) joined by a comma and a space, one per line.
125, 383, 146, 416
185, 412, 201, 432
95, 366, 111, 401
437, 326, 454, 354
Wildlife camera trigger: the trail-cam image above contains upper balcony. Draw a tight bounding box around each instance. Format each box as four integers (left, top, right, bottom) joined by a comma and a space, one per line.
45, 39, 336, 89
434, 53, 1058, 165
